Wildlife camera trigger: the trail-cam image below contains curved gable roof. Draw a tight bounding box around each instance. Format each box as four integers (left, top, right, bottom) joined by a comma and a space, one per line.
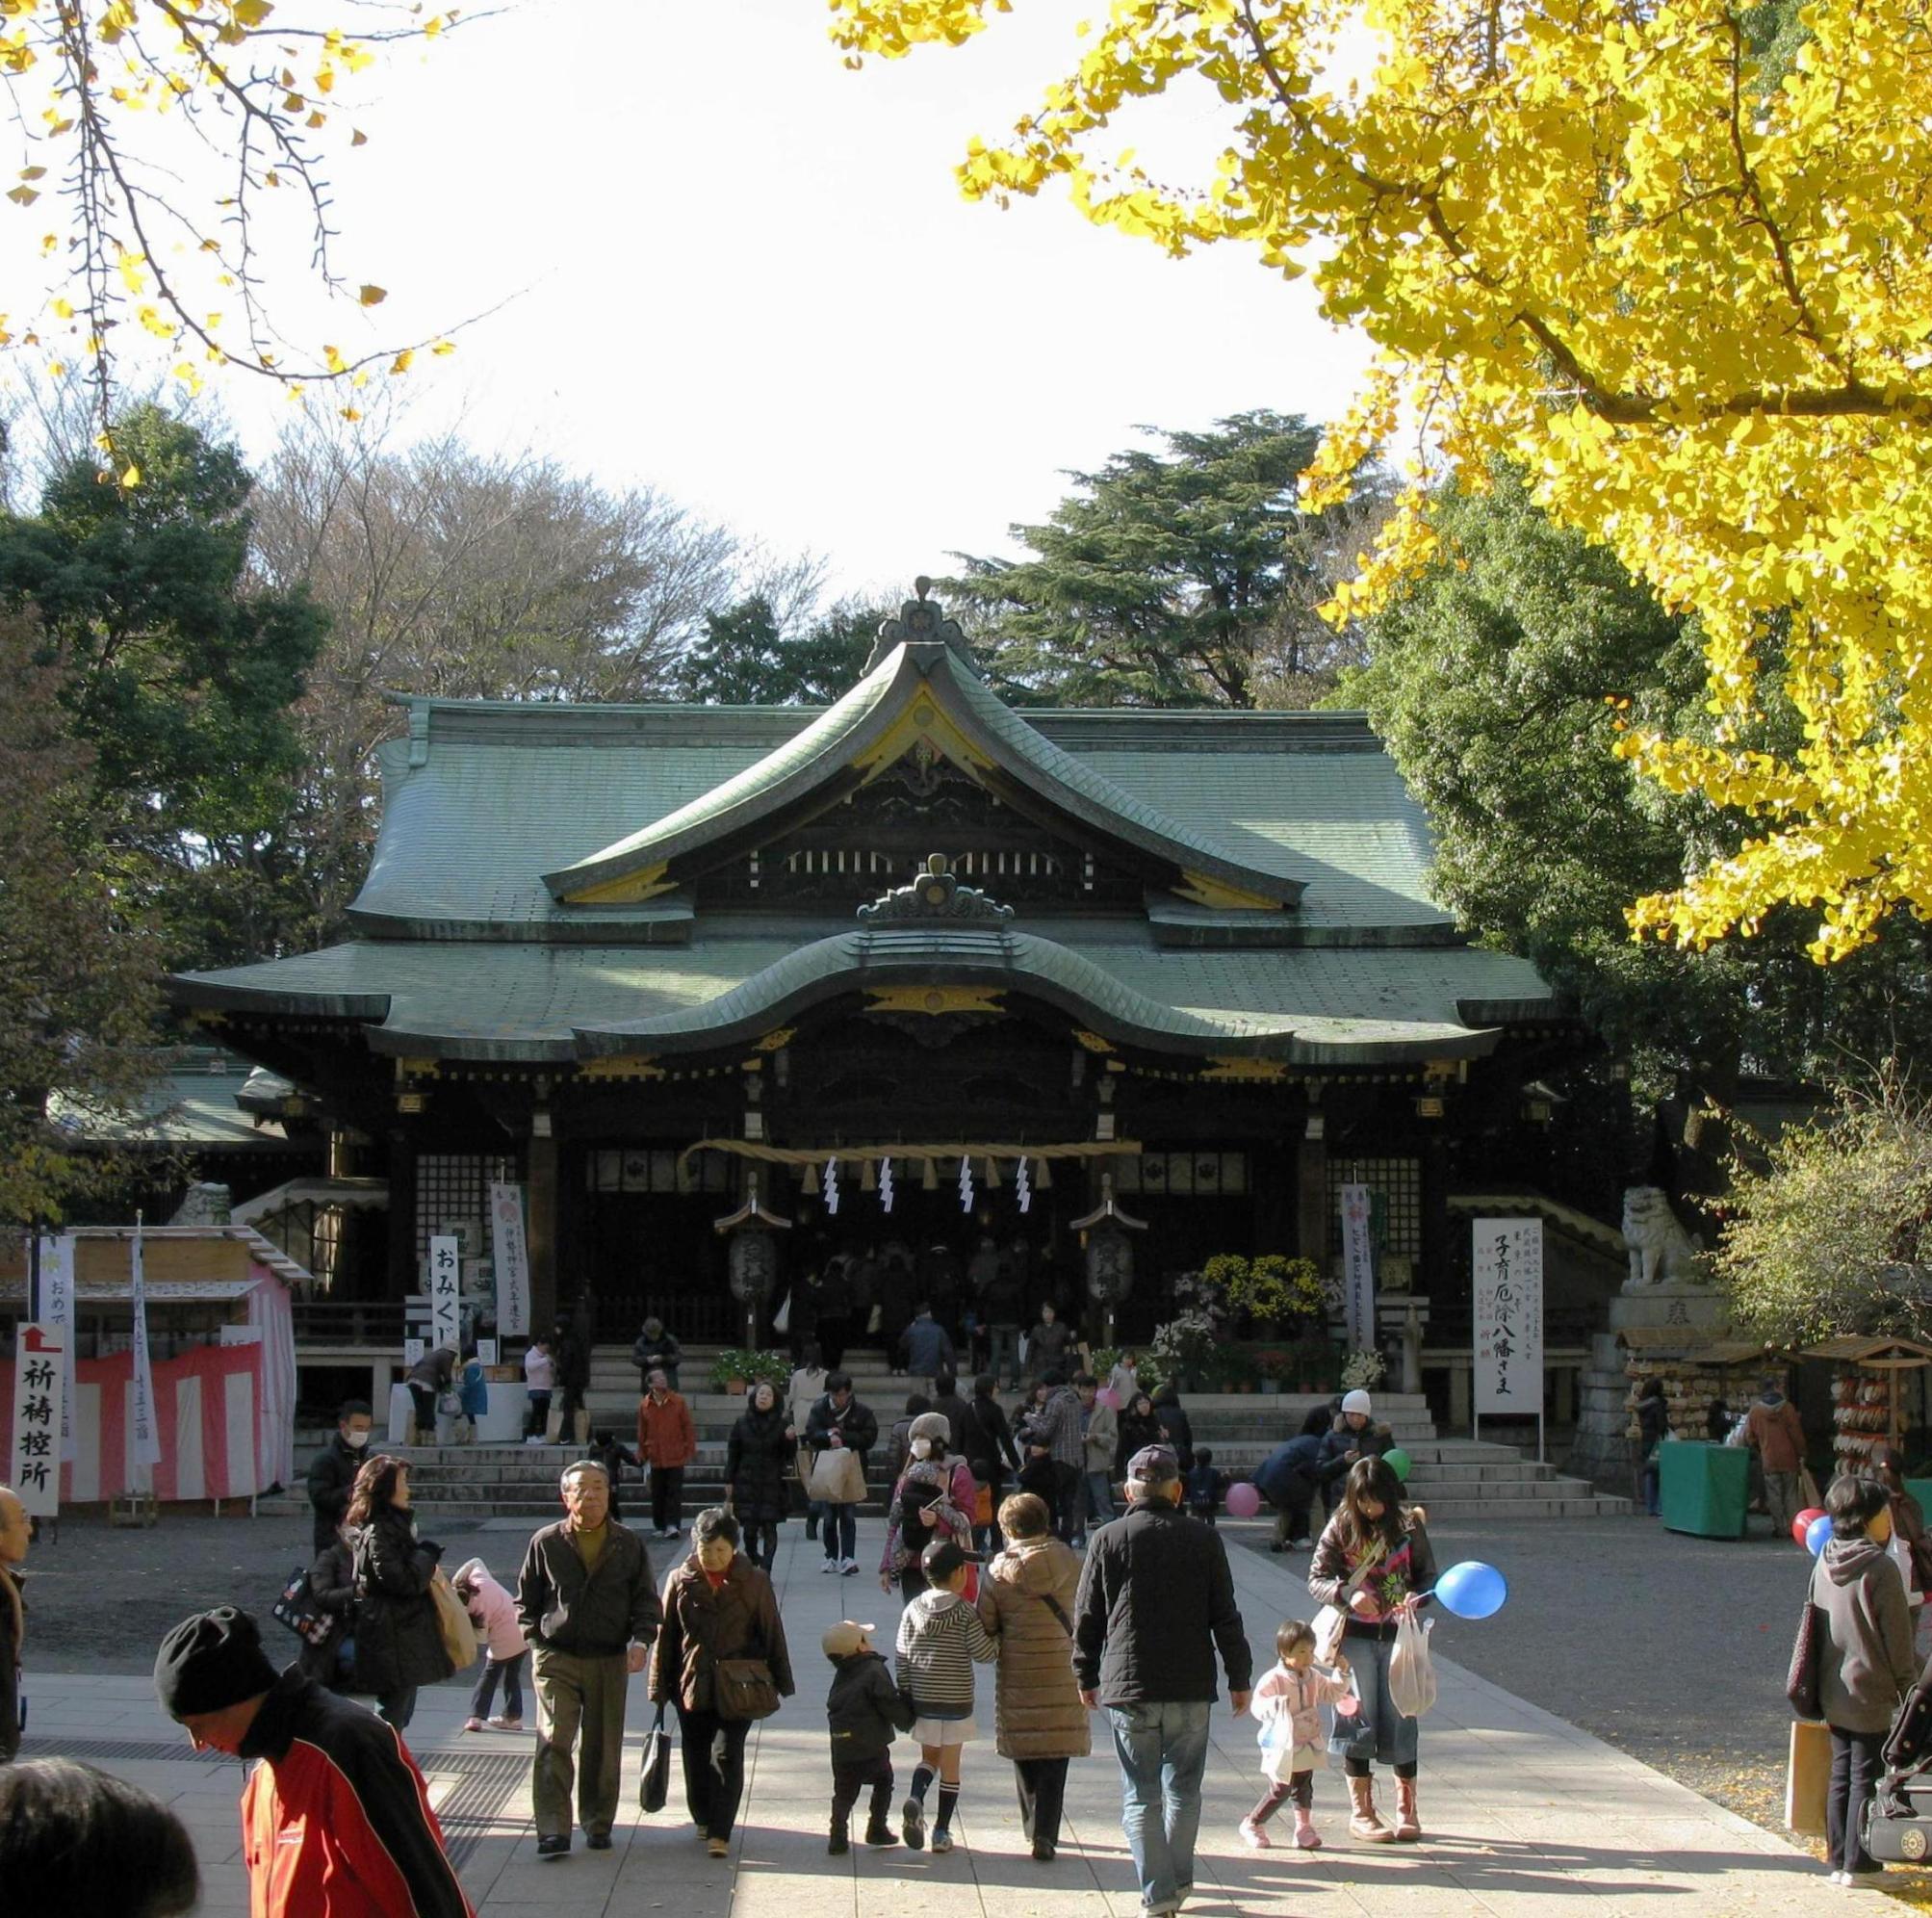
540, 636, 1303, 913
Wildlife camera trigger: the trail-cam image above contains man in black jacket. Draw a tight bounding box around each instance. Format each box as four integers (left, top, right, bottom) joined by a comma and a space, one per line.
1074, 1444, 1251, 1918
516, 1460, 661, 1858
304, 1399, 373, 1554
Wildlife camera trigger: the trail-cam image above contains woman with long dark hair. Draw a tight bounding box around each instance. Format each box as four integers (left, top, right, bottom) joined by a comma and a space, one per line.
344, 1453, 450, 1729
1307, 1455, 1436, 1845
727, 1380, 793, 1571
1113, 1390, 1163, 1481
651, 1508, 794, 1858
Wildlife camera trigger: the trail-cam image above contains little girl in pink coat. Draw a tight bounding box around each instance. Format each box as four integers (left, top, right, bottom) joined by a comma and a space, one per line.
1243, 1618, 1354, 1850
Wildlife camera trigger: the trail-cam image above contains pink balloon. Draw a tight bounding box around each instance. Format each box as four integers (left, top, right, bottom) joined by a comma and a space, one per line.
1097, 1387, 1121, 1411
1225, 1480, 1262, 1519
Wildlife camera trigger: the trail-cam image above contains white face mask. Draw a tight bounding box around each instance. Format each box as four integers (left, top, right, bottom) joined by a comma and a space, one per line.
911, 1438, 933, 1460
344, 1429, 371, 1450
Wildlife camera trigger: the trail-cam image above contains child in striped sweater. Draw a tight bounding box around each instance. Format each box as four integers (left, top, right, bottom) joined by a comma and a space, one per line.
894, 1539, 996, 1854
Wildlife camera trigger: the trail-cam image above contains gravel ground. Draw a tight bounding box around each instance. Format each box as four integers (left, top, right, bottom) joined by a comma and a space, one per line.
19, 1509, 505, 1682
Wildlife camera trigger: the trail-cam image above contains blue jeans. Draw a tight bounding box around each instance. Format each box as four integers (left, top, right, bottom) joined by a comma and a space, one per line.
1642, 1465, 1661, 1516
1086, 1469, 1116, 1526
1328, 1632, 1420, 1771
1108, 1699, 1210, 1915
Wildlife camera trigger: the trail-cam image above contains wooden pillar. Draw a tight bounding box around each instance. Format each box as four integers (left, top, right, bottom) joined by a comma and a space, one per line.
1420, 1127, 1450, 1301
385, 1136, 417, 1304
528, 1121, 559, 1335
1296, 1104, 1328, 1271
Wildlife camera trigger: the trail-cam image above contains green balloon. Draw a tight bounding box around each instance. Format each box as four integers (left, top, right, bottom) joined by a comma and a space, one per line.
1383, 1447, 1413, 1483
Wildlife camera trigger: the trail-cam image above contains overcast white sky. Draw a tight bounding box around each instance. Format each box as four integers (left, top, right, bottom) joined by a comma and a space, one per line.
19, 0, 1375, 606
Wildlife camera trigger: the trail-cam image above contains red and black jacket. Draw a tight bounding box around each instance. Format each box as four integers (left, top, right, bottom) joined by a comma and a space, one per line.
237, 1668, 473, 1917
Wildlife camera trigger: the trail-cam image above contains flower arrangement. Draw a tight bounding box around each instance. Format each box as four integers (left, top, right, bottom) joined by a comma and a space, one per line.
1199, 1252, 1325, 1330
708, 1348, 791, 1393
1340, 1346, 1386, 1391
1147, 1309, 1221, 1391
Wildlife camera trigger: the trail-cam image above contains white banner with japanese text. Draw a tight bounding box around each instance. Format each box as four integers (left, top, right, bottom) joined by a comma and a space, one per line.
39, 1232, 75, 1461
489, 1183, 530, 1337
1473, 1218, 1544, 1415
129, 1228, 164, 1473
1339, 1182, 1377, 1353
10, 1323, 66, 1516
428, 1234, 462, 1353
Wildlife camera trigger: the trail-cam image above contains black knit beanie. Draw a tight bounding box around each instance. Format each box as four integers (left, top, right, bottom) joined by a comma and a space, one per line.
153, 1606, 278, 1719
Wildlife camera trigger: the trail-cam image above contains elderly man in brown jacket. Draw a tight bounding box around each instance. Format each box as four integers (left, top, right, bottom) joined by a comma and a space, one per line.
1744, 1374, 1809, 1538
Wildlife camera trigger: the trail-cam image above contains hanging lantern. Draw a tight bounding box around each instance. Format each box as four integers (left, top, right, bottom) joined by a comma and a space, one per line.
729, 1227, 780, 1303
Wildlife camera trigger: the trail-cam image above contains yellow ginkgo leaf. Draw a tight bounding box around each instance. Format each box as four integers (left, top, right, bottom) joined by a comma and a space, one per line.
357, 284, 386, 306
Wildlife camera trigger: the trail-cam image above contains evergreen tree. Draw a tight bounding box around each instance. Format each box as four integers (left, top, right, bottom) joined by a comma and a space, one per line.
947, 410, 1338, 708
676, 595, 882, 705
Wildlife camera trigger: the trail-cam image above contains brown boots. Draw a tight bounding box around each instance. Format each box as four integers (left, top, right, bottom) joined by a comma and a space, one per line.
1347, 1775, 1394, 1843
1394, 1775, 1422, 1841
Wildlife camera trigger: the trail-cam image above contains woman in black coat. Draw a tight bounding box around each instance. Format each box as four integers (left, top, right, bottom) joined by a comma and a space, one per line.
727, 1381, 794, 1571
1151, 1383, 1196, 1473
965, 1373, 1021, 1550
298, 1530, 357, 1690
346, 1454, 450, 1728
1114, 1391, 1164, 1479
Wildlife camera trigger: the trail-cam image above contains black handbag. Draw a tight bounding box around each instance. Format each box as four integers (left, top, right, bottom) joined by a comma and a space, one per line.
271, 1565, 330, 1647
1788, 1599, 1823, 1720
639, 1703, 672, 1812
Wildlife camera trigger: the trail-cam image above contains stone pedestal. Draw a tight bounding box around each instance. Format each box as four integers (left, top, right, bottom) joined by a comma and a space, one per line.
1564, 1283, 1733, 1490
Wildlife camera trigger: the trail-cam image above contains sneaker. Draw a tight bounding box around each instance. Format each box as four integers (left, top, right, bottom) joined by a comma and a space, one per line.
536, 1834, 570, 1860
487, 1716, 522, 1731
707, 1836, 730, 1859
463, 1717, 485, 1733
931, 1827, 954, 1855
840, 1557, 860, 1575
1290, 1539, 1314, 1552
902, 1795, 925, 1851
1239, 1816, 1271, 1850
821, 1557, 841, 1574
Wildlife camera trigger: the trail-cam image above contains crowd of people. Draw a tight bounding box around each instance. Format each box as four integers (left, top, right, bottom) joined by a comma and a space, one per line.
5, 1320, 1914, 1913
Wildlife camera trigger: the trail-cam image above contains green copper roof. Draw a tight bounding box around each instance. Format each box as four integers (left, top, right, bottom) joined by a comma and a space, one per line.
347, 696, 1449, 937
49, 1048, 301, 1150
539, 639, 1302, 909
173, 930, 1560, 1067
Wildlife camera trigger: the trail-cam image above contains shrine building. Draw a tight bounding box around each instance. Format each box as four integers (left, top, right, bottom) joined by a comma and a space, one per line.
169, 586, 1587, 1352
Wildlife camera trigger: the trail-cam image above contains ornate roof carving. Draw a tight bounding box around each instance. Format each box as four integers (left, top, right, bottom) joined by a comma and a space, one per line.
863, 577, 975, 674
857, 854, 1015, 926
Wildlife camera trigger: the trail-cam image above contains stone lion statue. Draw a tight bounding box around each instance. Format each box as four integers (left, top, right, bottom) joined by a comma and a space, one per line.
1621, 1186, 1703, 1286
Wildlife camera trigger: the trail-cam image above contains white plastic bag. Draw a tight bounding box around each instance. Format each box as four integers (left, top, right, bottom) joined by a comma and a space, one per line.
1387, 1612, 1437, 1720
771, 1290, 790, 1336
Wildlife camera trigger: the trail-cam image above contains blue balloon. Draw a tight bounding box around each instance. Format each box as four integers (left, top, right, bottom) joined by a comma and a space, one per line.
1805, 1514, 1834, 1557
1435, 1559, 1508, 1620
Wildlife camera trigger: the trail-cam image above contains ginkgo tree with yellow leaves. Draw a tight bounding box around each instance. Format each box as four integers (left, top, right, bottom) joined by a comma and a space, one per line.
0, 0, 461, 468
827, 0, 1932, 963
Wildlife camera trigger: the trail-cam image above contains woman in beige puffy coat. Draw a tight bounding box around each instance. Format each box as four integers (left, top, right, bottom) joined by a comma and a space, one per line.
975, 1490, 1091, 1861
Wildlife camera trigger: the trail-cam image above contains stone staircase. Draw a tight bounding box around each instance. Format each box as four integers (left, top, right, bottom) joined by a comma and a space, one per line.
276, 1341, 1628, 1523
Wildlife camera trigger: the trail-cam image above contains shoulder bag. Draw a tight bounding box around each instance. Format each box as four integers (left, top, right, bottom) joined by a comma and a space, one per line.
429, 1568, 478, 1672
1787, 1598, 1823, 1721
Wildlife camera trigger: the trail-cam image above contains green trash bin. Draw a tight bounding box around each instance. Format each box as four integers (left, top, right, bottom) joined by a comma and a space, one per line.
1660, 1440, 1751, 1539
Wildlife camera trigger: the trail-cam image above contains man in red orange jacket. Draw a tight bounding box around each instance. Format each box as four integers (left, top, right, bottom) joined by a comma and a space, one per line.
156, 1606, 471, 1917
637, 1366, 698, 1540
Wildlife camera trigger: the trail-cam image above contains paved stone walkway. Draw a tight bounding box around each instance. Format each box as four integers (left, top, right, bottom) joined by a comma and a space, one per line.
20, 1519, 1838, 1914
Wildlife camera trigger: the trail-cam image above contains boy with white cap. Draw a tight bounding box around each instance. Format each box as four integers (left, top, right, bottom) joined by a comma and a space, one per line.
823, 1618, 915, 1853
